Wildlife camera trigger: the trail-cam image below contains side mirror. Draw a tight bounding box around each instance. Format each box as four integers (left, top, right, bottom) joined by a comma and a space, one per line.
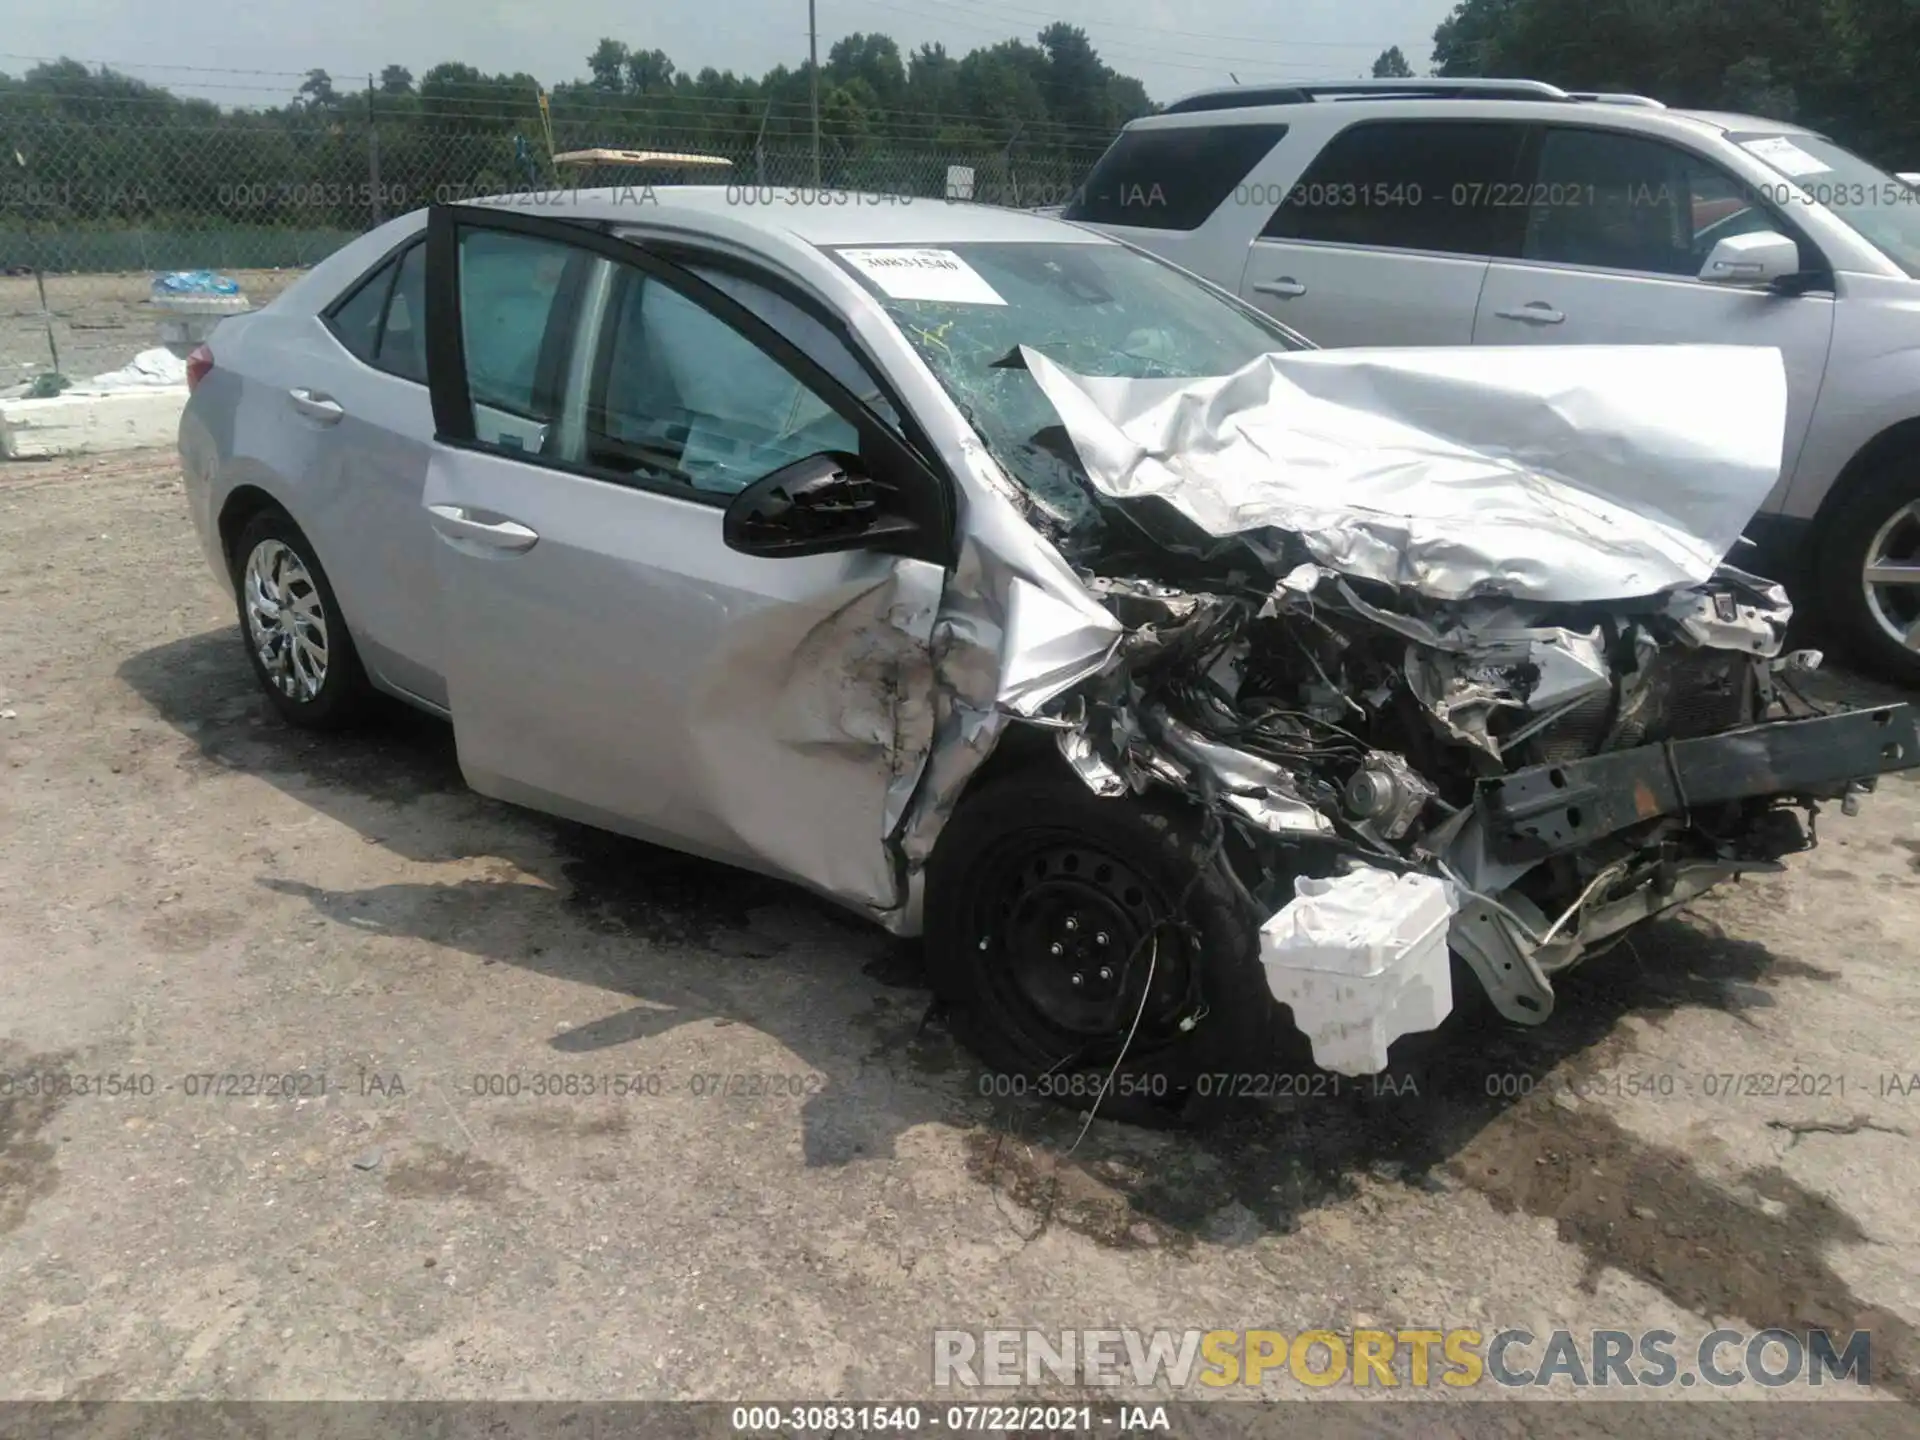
1698, 229, 1801, 286
721, 451, 922, 559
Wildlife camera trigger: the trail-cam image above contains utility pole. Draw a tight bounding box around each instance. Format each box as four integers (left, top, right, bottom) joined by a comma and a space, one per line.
367, 74, 385, 225
808, 0, 821, 186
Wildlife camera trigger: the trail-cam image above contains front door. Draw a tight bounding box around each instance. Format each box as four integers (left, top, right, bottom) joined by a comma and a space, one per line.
419, 205, 951, 913
1472, 125, 1837, 492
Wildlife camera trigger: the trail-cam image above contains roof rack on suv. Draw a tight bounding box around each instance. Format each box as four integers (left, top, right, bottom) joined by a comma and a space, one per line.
1162, 78, 1572, 115
1566, 91, 1666, 108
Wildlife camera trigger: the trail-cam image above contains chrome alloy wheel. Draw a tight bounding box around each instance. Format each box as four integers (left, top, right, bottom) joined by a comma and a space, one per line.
242, 539, 329, 702
1864, 498, 1920, 656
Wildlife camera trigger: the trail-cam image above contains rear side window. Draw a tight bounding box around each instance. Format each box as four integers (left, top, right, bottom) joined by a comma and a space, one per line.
1063, 124, 1288, 231
326, 257, 394, 364
324, 240, 428, 383
376, 243, 427, 383
1260, 121, 1530, 257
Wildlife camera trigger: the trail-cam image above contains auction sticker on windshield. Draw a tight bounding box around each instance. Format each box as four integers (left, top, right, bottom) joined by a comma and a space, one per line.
1739, 136, 1833, 178
837, 247, 1007, 305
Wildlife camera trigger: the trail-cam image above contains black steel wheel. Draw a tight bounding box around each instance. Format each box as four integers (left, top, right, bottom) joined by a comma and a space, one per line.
925, 768, 1280, 1127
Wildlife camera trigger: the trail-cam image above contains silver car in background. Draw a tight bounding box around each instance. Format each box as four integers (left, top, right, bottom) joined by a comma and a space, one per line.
178, 191, 1916, 1125
1065, 82, 1920, 685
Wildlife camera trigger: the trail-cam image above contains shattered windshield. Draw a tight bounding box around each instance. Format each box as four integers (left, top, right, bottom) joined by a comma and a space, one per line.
827, 241, 1308, 538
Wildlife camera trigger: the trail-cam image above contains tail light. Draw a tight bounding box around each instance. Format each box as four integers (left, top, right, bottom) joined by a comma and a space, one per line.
185, 343, 214, 393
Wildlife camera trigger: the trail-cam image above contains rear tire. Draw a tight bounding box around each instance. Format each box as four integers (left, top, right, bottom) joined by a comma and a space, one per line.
1814, 457, 1920, 688
230, 508, 376, 729
924, 770, 1283, 1128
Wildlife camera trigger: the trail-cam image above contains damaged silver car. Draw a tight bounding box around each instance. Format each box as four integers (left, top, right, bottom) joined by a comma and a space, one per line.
179, 192, 1919, 1125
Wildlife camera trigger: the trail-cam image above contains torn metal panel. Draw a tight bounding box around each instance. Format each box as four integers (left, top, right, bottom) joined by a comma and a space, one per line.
995, 576, 1126, 716
1022, 343, 1789, 602
1662, 566, 1791, 657
1057, 727, 1128, 798
690, 560, 942, 912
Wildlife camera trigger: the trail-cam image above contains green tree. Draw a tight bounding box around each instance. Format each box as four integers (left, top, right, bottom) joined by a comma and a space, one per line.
587, 38, 628, 93
1371, 45, 1415, 78
625, 48, 676, 95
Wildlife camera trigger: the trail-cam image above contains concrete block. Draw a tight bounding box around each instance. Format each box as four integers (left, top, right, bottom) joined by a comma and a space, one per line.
0, 387, 188, 459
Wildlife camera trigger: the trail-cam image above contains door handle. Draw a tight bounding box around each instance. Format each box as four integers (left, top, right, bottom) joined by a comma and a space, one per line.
427, 503, 539, 553
1253, 277, 1307, 299
287, 387, 344, 423
1493, 302, 1566, 325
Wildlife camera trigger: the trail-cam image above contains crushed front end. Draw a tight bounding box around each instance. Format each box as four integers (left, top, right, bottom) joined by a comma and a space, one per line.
1034, 554, 1916, 1070
979, 344, 1919, 1075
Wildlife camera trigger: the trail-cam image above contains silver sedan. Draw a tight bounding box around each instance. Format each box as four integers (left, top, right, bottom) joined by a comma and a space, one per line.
179, 191, 1915, 1125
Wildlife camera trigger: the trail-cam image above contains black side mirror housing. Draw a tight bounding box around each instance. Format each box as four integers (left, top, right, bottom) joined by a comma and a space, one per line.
721, 451, 923, 559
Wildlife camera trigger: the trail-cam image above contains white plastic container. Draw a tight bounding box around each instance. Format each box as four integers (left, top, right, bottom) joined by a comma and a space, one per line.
1258, 867, 1456, 1076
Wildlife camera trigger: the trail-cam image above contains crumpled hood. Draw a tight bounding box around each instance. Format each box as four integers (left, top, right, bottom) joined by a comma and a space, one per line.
1022, 343, 1789, 603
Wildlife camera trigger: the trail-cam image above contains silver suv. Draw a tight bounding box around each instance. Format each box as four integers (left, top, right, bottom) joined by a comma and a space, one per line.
1064, 79, 1920, 685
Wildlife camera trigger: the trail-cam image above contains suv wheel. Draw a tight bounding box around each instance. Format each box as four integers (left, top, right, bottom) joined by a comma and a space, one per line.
1815, 458, 1920, 687
924, 770, 1288, 1128
230, 508, 376, 728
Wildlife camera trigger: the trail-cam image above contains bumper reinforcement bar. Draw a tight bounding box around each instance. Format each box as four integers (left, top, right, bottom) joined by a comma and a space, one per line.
1477, 704, 1919, 863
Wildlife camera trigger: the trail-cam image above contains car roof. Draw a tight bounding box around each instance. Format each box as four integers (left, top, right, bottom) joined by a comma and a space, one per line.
1133, 87, 1825, 142
477, 186, 1112, 248
1667, 109, 1821, 137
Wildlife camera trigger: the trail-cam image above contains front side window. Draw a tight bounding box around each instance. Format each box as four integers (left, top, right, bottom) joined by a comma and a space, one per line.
1261, 121, 1530, 257
1525, 129, 1754, 277
831, 239, 1306, 534
456, 229, 584, 451
583, 267, 858, 495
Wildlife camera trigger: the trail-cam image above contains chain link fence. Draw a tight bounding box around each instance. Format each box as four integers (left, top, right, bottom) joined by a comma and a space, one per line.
2, 113, 1105, 381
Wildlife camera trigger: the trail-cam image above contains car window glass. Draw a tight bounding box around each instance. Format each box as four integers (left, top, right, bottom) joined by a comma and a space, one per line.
327, 256, 395, 363
585, 267, 859, 497
1728, 130, 1914, 276
1261, 121, 1529, 256
374, 242, 427, 383
457, 229, 580, 452
1525, 129, 1795, 277
1062, 123, 1288, 230
685, 264, 900, 429
834, 239, 1307, 538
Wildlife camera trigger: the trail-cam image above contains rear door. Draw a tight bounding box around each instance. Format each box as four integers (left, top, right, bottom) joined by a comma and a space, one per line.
294, 233, 445, 705
419, 205, 951, 912
1472, 125, 1836, 488
1240, 119, 1531, 345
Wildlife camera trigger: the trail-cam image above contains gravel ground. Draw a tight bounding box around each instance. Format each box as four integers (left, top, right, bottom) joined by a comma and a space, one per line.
3, 449, 1920, 1426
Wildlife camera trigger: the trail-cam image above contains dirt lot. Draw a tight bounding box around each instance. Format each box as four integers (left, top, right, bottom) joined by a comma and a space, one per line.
3, 449, 1920, 1423
0, 271, 305, 382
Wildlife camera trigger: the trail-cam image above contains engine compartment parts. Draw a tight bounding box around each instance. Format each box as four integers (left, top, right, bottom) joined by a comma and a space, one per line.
1258, 867, 1457, 1075
1002, 552, 1918, 1077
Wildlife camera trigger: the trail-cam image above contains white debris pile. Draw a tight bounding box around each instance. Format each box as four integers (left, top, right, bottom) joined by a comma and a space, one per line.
85, 348, 189, 391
